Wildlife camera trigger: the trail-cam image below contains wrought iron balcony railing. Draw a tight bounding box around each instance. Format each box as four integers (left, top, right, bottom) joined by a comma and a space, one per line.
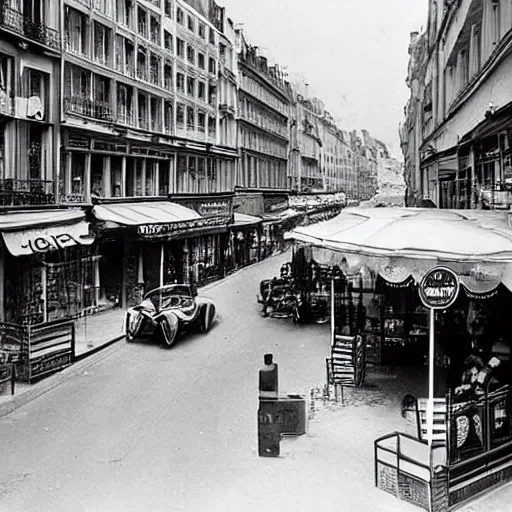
64, 96, 112, 121
0, 179, 55, 206
0, 6, 60, 51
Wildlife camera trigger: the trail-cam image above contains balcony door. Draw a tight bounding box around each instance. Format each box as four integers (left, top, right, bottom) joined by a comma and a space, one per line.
23, 0, 44, 24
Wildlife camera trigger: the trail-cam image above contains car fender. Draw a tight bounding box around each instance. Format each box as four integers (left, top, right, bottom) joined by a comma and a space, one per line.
158, 311, 180, 348
197, 301, 216, 333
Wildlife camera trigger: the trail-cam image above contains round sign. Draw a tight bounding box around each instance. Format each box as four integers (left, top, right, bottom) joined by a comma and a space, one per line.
419, 266, 460, 310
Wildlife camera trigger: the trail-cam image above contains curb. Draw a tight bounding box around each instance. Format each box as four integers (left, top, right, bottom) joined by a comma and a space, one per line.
0, 339, 124, 419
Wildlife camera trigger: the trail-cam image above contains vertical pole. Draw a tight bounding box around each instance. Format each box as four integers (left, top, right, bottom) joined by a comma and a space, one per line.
427, 307, 435, 447
331, 277, 335, 348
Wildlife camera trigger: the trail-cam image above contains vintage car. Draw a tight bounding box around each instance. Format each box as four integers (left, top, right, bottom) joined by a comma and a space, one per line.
257, 277, 297, 318
125, 284, 216, 348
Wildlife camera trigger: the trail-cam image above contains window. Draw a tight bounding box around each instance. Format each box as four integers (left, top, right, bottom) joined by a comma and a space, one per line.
150, 15, 160, 45
65, 7, 87, 56
209, 27, 215, 45
492, 1, 501, 45
93, 22, 111, 65
177, 7, 184, 24
187, 106, 195, 130
208, 117, 216, 137
27, 124, 46, 180
164, 63, 173, 89
150, 96, 161, 132
164, 31, 173, 52
176, 72, 184, 92
177, 38, 185, 58
117, 0, 130, 27
460, 49, 469, 88
198, 111, 206, 132
150, 54, 160, 85
64, 64, 91, 99
187, 76, 195, 96
187, 14, 194, 31
208, 58, 216, 74
117, 83, 134, 124
198, 22, 206, 39
24, 68, 49, 113
0, 53, 13, 108
138, 7, 147, 38
187, 45, 195, 64
197, 52, 205, 69
176, 103, 185, 128
219, 43, 226, 62
198, 81, 205, 100
115, 36, 135, 77
164, 0, 172, 17
208, 84, 216, 105
164, 100, 173, 134
138, 92, 148, 129
137, 47, 147, 81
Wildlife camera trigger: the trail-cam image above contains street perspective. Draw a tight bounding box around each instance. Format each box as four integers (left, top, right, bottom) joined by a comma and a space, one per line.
3, 0, 512, 511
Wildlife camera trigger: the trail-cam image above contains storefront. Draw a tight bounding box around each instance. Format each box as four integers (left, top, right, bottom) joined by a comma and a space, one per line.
0, 209, 96, 324
285, 207, 512, 511
169, 193, 233, 287
227, 213, 262, 272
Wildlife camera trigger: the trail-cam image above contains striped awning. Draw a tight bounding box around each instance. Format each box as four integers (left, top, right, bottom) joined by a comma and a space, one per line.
93, 201, 201, 228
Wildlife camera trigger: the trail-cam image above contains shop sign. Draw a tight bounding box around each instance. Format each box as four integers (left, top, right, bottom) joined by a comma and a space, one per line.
2, 221, 94, 257
137, 216, 227, 237
419, 267, 460, 309
198, 201, 230, 218
172, 196, 233, 220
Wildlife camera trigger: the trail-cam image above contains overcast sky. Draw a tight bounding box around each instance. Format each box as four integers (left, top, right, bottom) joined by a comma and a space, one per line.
220, 0, 428, 158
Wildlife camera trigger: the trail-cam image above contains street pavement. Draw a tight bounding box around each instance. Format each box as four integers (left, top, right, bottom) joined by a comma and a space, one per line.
0, 251, 509, 512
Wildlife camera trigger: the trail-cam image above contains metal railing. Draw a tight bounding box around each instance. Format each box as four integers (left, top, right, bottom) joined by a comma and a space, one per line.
0, 5, 60, 51
0, 178, 55, 206
64, 96, 112, 121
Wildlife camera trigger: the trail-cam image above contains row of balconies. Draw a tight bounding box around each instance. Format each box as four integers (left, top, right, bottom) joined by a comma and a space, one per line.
0, 178, 54, 206
0, 4, 60, 51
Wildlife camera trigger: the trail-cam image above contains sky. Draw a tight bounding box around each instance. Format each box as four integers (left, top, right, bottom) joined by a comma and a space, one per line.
219, 0, 428, 158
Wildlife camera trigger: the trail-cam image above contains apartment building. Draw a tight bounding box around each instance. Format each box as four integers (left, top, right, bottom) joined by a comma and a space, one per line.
289, 94, 323, 191
235, 31, 292, 189
403, 0, 512, 209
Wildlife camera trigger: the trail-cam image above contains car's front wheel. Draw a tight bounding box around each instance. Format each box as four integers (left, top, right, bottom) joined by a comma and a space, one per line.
160, 314, 180, 349
199, 303, 216, 334
126, 314, 143, 342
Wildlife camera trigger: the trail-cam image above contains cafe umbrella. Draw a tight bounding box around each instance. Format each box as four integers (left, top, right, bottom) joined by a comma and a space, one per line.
284, 207, 512, 446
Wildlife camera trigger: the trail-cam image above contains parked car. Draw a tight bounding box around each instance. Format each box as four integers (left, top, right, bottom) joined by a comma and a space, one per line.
125, 284, 216, 348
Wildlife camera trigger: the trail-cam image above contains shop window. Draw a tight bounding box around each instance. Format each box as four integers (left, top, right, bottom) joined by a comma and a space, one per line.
189, 156, 197, 179
145, 160, 157, 196
207, 158, 216, 181
70, 152, 86, 200
159, 160, 170, 195
198, 157, 205, 178
91, 154, 105, 197
177, 155, 187, 175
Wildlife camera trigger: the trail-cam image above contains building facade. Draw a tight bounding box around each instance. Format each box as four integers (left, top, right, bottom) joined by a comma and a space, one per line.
403, 0, 512, 210
235, 31, 292, 189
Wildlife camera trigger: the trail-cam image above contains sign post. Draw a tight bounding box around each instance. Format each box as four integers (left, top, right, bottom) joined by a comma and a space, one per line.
419, 267, 460, 447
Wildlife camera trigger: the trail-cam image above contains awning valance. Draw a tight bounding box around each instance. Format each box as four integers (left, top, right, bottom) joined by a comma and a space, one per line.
0, 209, 93, 256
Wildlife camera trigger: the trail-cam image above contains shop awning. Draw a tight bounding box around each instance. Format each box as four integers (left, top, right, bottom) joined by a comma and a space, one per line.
93, 201, 201, 228
0, 209, 94, 256
231, 213, 262, 228
261, 208, 303, 225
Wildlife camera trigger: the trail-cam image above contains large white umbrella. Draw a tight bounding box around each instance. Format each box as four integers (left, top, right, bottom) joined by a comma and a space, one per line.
286, 207, 512, 446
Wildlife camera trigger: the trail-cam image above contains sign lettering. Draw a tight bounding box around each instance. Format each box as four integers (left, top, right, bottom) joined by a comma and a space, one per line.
419, 267, 460, 309
137, 216, 229, 237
